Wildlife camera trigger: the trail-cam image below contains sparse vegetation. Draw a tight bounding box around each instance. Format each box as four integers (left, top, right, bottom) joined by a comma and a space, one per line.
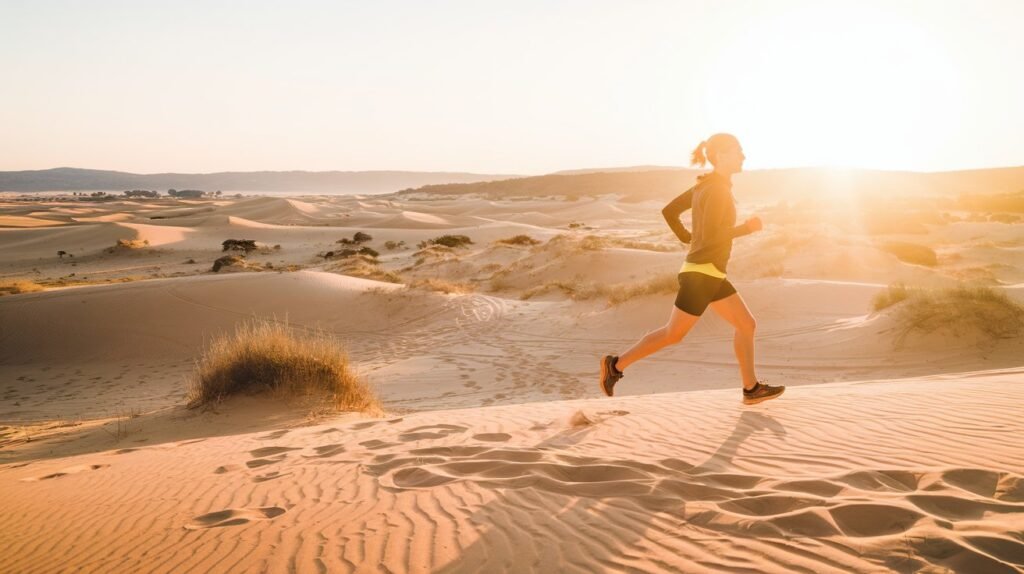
407, 278, 475, 294
875, 283, 1024, 340
104, 238, 149, 253
358, 246, 380, 258
495, 235, 541, 246
0, 280, 45, 295
337, 231, 374, 245
222, 239, 258, 253
384, 240, 407, 250
520, 274, 677, 305
873, 283, 914, 311
186, 318, 381, 413
879, 242, 938, 267
212, 255, 247, 272
326, 256, 402, 283
418, 234, 473, 249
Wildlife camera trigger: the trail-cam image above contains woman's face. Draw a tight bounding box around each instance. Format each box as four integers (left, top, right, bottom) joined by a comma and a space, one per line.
715, 143, 746, 174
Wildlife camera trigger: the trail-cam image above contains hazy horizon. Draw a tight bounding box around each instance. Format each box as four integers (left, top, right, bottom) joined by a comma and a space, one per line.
2, 0, 1022, 174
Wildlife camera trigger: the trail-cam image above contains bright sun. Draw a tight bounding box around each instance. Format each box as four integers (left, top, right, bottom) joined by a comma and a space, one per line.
702, 3, 965, 172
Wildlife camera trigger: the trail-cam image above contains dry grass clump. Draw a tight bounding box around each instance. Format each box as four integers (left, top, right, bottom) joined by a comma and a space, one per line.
521, 274, 676, 305
605, 274, 678, 305
495, 234, 541, 246
104, 238, 149, 253
327, 255, 403, 283
0, 280, 45, 295
873, 283, 915, 311
407, 278, 476, 294
418, 234, 473, 249
186, 318, 381, 413
879, 241, 938, 267
548, 233, 677, 253
875, 283, 1024, 340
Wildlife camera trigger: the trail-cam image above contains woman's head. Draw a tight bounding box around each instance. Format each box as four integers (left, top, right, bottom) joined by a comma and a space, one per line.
690, 133, 745, 174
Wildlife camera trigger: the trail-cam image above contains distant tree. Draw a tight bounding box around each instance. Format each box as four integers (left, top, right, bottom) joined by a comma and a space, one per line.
57, 250, 67, 259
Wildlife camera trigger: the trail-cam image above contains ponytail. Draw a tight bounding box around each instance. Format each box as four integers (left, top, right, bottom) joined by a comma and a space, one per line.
690, 133, 740, 171
690, 141, 708, 167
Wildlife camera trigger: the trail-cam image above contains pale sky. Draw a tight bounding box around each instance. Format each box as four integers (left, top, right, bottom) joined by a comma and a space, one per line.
1, 0, 1021, 174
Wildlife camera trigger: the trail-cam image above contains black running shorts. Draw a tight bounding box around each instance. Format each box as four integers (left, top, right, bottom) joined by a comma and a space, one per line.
673, 272, 737, 316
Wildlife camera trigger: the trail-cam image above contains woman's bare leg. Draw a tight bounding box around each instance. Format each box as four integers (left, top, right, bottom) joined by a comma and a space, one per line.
615, 305, 701, 372
708, 293, 758, 390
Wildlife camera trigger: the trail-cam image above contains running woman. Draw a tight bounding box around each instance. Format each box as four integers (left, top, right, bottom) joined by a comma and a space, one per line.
600, 133, 784, 405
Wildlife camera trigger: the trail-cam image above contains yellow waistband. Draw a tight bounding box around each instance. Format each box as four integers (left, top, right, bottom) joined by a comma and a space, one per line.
679, 261, 726, 279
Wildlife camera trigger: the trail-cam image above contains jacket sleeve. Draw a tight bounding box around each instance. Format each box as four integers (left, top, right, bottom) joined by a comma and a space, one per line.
702, 187, 748, 245
661, 188, 694, 244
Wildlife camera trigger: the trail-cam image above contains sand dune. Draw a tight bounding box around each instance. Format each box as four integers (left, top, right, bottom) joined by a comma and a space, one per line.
1, 188, 1022, 572
1, 370, 1021, 572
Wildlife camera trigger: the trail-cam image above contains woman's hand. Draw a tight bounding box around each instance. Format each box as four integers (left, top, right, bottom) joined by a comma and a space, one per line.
744, 216, 763, 233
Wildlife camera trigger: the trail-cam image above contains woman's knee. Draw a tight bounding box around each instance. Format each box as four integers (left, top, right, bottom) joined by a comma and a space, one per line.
737, 316, 757, 334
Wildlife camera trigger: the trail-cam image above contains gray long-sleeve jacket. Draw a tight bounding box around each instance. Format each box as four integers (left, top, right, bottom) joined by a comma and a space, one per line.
661, 171, 752, 274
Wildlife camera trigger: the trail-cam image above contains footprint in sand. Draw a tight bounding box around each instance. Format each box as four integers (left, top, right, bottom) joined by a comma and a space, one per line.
399, 424, 467, 442
23, 464, 107, 482
473, 433, 511, 442
184, 506, 286, 530
249, 446, 300, 458
252, 471, 291, 483
305, 443, 346, 458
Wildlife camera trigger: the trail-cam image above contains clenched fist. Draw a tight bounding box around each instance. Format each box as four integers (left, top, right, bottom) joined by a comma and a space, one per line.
744, 216, 763, 233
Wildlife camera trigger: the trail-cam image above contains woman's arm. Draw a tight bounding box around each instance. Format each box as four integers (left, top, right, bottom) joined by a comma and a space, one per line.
661, 188, 694, 244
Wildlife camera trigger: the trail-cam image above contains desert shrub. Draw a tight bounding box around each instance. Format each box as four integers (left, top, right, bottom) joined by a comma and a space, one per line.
418, 234, 473, 249
222, 239, 257, 253
212, 255, 246, 272
879, 242, 938, 267
407, 278, 475, 294
495, 235, 541, 246
568, 222, 585, 229
186, 318, 380, 413
877, 283, 1024, 340
384, 240, 407, 250
0, 280, 44, 295
358, 246, 380, 258
353, 231, 373, 243
105, 238, 149, 253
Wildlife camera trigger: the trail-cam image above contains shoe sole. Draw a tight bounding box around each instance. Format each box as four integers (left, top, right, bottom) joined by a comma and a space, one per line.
600, 357, 614, 397
743, 387, 785, 405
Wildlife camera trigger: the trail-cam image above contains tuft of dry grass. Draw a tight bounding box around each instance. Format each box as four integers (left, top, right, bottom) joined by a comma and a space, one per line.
875, 283, 1024, 340
879, 241, 938, 267
605, 274, 679, 305
407, 278, 475, 294
495, 234, 541, 246
326, 256, 403, 283
187, 318, 381, 414
0, 280, 45, 295
521, 274, 677, 305
873, 283, 914, 311
104, 238, 149, 253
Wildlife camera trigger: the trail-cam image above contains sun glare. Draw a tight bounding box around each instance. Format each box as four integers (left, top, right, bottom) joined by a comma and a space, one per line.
703, 3, 964, 172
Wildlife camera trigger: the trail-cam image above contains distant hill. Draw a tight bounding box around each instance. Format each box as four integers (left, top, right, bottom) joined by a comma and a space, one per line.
399, 166, 1024, 203
0, 167, 520, 193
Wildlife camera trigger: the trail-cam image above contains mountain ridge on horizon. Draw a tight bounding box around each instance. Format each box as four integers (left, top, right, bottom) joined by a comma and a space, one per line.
1, 165, 1021, 197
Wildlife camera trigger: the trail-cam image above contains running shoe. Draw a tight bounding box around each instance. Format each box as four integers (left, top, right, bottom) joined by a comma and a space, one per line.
742, 381, 785, 405
600, 355, 624, 397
